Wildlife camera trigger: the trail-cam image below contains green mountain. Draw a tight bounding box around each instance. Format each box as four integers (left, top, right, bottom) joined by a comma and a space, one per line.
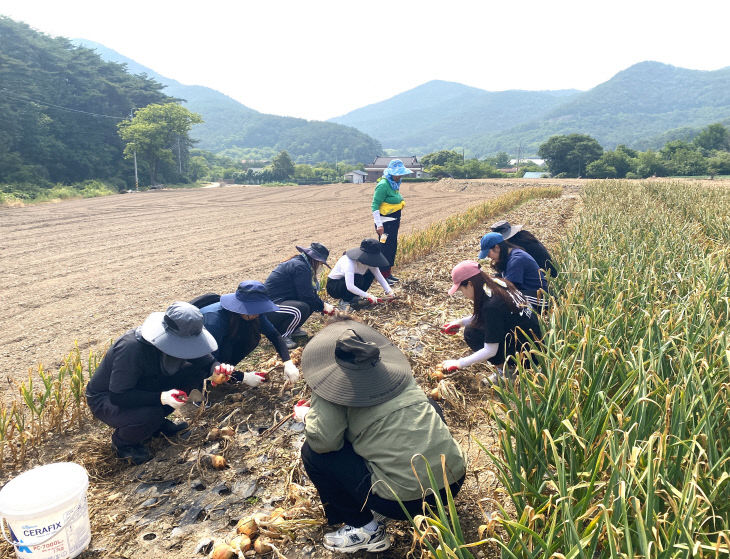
330, 63, 730, 157
74, 40, 381, 163
328, 80, 579, 154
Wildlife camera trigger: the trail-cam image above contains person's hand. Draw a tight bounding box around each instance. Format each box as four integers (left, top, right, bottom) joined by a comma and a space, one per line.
376, 226, 384, 236
440, 321, 462, 335
210, 363, 235, 386
292, 399, 311, 423
383, 292, 396, 301
283, 360, 300, 382
242, 371, 267, 387
323, 302, 335, 315
442, 360, 461, 373
367, 294, 378, 305
161, 389, 188, 409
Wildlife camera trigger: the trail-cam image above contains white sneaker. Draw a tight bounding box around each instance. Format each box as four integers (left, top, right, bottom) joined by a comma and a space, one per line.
323, 522, 390, 553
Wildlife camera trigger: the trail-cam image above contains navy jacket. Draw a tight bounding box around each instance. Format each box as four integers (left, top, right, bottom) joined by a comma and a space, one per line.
265, 254, 325, 313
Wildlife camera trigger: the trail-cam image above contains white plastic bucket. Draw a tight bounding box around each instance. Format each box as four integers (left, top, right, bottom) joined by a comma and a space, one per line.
0, 462, 90, 559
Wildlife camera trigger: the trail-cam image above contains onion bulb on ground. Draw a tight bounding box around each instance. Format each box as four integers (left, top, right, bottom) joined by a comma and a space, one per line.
230, 534, 251, 552
210, 542, 236, 559
253, 537, 273, 554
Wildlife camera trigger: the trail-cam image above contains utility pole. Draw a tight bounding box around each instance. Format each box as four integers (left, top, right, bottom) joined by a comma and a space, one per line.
130, 109, 138, 190
177, 136, 182, 175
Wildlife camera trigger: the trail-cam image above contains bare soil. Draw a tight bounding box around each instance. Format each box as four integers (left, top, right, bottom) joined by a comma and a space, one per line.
0, 179, 582, 559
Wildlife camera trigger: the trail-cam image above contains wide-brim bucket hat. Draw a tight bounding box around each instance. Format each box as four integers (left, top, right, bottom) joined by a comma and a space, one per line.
383, 159, 413, 178
139, 301, 218, 359
220, 281, 280, 315
302, 320, 412, 407
490, 220, 523, 240
478, 232, 504, 260
345, 238, 390, 268
296, 242, 331, 268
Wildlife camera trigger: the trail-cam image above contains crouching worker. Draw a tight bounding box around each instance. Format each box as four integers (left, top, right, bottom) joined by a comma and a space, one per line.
295, 319, 466, 553
200, 281, 299, 383
326, 238, 395, 311
86, 302, 226, 465
265, 242, 335, 349
441, 260, 542, 383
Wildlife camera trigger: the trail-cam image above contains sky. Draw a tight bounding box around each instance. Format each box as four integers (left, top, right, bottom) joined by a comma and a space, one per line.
2, 0, 729, 121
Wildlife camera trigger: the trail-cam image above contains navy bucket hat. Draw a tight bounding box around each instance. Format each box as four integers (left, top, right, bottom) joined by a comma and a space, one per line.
220, 281, 280, 315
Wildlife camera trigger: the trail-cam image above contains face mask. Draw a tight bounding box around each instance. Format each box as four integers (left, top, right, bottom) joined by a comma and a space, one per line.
160, 353, 184, 376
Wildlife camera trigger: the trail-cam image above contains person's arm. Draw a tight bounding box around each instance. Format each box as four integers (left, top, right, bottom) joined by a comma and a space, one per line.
504, 251, 525, 289
304, 394, 347, 453
259, 315, 291, 360
456, 343, 499, 368
344, 258, 371, 299
371, 266, 394, 295
292, 261, 324, 313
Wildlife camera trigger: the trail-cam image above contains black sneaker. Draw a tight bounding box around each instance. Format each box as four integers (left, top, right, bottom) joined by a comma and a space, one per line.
385, 276, 398, 286
157, 419, 189, 437
112, 442, 153, 465
283, 336, 298, 349
291, 327, 309, 338
388, 275, 400, 283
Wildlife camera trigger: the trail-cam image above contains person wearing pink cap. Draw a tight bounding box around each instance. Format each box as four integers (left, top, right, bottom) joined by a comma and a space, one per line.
440, 260, 542, 382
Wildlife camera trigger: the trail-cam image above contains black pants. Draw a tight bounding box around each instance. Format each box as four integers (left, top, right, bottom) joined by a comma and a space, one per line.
326, 271, 374, 302
375, 210, 401, 276
301, 441, 465, 527
266, 300, 312, 337
87, 367, 206, 447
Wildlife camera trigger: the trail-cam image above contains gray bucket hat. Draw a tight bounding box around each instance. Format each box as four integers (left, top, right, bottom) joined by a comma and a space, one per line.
301, 320, 412, 407
139, 301, 218, 359
490, 220, 523, 240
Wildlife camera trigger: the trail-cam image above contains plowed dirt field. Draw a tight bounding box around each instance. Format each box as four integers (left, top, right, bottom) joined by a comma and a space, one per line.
0, 179, 572, 398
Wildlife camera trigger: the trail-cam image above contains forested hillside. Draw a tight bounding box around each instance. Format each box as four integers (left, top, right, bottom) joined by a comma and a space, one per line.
0, 17, 172, 186
329, 80, 578, 154
75, 40, 382, 163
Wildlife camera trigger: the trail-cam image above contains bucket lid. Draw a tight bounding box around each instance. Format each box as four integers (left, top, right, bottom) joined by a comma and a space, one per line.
0, 462, 89, 518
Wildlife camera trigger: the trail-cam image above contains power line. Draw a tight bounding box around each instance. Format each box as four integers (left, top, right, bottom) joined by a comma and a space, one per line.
0, 87, 127, 120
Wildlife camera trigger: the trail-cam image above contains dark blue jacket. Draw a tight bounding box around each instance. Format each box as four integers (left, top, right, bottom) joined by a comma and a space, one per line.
265, 254, 324, 313
200, 303, 290, 364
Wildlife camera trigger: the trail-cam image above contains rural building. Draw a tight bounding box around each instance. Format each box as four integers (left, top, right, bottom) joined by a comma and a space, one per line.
523, 171, 550, 178
364, 156, 424, 182
344, 170, 368, 183
510, 158, 545, 166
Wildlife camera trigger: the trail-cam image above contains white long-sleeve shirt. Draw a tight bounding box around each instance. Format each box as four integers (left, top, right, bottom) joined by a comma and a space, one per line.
328, 255, 393, 299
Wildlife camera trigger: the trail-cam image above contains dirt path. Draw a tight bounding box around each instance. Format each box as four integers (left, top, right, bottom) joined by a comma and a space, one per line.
0, 179, 579, 400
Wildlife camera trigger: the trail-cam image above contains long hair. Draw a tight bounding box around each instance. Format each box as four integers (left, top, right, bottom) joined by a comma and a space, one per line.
467, 271, 526, 327
491, 240, 519, 273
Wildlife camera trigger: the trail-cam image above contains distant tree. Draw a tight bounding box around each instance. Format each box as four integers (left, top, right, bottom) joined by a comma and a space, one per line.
596, 149, 634, 178
693, 123, 730, 153
635, 150, 668, 177
706, 151, 730, 177
586, 159, 617, 179
421, 150, 462, 168
272, 150, 295, 180
660, 140, 707, 176
494, 151, 511, 168
538, 134, 603, 177
117, 103, 202, 185
188, 156, 210, 181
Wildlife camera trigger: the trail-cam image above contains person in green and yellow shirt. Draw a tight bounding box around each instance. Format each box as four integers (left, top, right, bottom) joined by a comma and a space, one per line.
371, 159, 412, 285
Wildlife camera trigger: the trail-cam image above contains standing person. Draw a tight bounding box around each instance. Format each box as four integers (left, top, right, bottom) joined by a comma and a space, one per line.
86, 302, 234, 464
440, 261, 542, 383
326, 239, 395, 310
372, 159, 412, 284
200, 281, 300, 383
490, 220, 557, 278
478, 232, 549, 312
265, 242, 335, 348
294, 319, 467, 553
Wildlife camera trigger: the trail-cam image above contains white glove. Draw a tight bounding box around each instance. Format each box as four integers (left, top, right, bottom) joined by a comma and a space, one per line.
366, 294, 378, 304
323, 302, 335, 315
160, 389, 188, 409
292, 399, 311, 423
210, 363, 235, 386
283, 360, 300, 382
242, 371, 267, 387
442, 359, 461, 373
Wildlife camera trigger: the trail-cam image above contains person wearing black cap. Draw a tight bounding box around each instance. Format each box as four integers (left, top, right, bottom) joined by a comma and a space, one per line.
265, 242, 335, 349
326, 239, 395, 310
85, 302, 227, 464
490, 220, 557, 278
293, 319, 466, 553
200, 281, 300, 383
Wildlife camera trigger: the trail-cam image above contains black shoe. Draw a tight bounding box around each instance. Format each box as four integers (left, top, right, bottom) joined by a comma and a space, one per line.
112, 442, 153, 465
291, 327, 309, 338
385, 276, 399, 286
157, 419, 189, 437
283, 336, 298, 349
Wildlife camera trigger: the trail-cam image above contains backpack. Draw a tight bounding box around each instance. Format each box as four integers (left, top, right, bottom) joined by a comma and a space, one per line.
189, 293, 221, 309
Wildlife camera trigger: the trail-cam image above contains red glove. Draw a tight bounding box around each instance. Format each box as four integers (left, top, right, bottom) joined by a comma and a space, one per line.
292, 399, 311, 422
440, 322, 462, 335
161, 389, 188, 409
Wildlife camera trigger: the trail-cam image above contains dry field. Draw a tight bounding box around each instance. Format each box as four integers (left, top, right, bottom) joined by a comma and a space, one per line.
0, 178, 576, 400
